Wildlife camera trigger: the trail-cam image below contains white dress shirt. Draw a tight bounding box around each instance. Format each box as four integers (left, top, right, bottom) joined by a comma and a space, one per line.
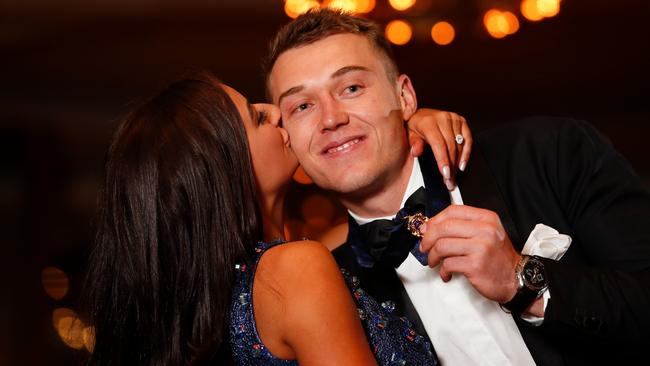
349, 158, 537, 366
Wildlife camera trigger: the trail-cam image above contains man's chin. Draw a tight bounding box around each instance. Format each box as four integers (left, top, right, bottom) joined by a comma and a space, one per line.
313, 172, 375, 196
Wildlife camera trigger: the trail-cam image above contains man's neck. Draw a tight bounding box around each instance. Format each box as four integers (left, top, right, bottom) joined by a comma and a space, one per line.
340, 156, 415, 218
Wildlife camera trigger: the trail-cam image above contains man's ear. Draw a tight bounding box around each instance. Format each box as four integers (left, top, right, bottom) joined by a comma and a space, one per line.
397, 74, 417, 120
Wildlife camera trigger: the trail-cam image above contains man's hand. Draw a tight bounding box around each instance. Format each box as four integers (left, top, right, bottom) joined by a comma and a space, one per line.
406, 109, 472, 191
419, 205, 520, 304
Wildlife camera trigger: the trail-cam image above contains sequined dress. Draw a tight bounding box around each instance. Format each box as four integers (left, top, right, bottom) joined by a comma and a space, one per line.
229, 240, 438, 365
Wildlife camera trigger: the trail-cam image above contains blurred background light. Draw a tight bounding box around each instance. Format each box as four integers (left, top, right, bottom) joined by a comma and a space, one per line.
385, 19, 413, 45
285, 0, 320, 19
521, 0, 544, 21
521, 0, 561, 21
324, 0, 357, 12
52, 308, 86, 350
354, 0, 376, 13
83, 326, 95, 352
537, 0, 561, 17
503, 11, 520, 34
484, 10, 519, 38
431, 21, 455, 45
41, 266, 69, 301
389, 0, 417, 11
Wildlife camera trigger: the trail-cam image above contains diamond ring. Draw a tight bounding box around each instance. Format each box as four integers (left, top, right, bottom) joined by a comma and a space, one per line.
455, 134, 464, 145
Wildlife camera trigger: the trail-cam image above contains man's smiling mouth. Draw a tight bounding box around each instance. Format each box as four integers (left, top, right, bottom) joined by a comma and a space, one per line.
322, 136, 364, 155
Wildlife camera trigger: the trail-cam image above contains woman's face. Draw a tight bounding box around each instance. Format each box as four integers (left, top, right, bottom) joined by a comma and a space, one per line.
223, 84, 299, 195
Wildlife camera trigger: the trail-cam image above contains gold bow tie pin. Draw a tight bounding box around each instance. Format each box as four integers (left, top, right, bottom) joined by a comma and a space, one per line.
405, 212, 429, 238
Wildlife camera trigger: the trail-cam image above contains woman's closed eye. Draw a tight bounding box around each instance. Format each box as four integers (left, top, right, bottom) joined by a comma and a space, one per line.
257, 110, 268, 125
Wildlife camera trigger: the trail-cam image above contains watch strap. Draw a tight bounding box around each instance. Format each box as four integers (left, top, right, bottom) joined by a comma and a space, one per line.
501, 255, 546, 314
502, 285, 539, 314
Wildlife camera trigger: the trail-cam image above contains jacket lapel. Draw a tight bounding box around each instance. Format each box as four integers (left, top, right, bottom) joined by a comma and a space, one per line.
456, 148, 524, 251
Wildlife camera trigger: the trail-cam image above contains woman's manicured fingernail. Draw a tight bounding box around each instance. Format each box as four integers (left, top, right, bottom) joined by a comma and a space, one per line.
445, 179, 455, 191
459, 161, 466, 172
442, 165, 450, 179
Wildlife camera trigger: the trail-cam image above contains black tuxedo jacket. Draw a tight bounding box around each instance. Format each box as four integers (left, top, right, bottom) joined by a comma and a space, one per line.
333, 117, 650, 365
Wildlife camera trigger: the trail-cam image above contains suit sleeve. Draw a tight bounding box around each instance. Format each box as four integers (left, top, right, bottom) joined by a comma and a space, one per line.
531, 119, 650, 345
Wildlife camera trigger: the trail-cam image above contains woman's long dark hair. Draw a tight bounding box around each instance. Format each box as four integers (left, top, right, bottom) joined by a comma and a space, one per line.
82, 74, 262, 365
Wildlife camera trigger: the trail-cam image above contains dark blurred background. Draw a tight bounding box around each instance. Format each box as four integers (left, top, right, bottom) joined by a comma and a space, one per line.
2, 0, 649, 364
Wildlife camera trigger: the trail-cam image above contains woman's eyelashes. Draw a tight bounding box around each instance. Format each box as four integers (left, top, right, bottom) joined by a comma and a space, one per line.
257, 110, 268, 125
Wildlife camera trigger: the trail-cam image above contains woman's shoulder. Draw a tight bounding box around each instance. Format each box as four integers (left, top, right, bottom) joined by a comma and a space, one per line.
252, 240, 361, 362
265, 239, 332, 258
257, 240, 340, 285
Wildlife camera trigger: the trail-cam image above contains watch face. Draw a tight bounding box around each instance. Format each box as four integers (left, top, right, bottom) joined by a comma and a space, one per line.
523, 258, 547, 291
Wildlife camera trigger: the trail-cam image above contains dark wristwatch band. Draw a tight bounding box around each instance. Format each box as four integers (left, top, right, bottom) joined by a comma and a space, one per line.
502, 285, 540, 314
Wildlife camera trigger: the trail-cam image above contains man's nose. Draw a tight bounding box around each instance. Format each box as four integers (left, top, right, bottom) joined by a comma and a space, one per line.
320, 96, 349, 132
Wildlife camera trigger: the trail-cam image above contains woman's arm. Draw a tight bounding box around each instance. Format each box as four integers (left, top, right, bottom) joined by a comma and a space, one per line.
254, 240, 377, 365
407, 108, 473, 190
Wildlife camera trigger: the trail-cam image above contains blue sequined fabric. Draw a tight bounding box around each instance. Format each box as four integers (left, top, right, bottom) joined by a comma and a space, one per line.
229, 240, 438, 366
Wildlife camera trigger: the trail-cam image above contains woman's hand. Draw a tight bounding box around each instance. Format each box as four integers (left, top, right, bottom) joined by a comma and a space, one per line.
407, 109, 473, 190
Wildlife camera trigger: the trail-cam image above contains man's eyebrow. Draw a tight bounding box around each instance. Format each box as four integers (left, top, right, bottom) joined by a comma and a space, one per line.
331, 65, 370, 79
277, 65, 370, 105
277, 85, 304, 106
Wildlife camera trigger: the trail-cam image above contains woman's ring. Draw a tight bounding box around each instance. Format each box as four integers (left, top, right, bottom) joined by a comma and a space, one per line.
455, 134, 464, 145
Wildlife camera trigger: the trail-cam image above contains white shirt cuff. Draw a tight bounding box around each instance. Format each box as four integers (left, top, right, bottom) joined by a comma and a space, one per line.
518, 223, 571, 326
519, 289, 551, 326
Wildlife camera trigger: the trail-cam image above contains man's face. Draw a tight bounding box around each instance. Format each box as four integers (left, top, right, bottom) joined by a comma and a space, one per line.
268, 33, 416, 198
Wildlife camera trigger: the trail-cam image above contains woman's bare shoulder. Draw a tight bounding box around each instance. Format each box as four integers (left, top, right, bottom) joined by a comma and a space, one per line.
258, 240, 339, 284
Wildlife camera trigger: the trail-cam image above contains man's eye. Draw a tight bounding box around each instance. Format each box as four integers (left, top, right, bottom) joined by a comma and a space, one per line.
257, 110, 268, 125
344, 85, 363, 95
294, 103, 310, 113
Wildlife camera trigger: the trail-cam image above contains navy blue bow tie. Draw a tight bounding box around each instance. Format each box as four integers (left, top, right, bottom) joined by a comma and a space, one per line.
355, 187, 431, 268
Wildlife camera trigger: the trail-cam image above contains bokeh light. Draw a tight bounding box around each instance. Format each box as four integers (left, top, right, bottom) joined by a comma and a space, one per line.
323, 0, 375, 13
42, 266, 69, 300
431, 21, 455, 46
389, 0, 416, 11
324, 0, 357, 12
83, 326, 95, 352
354, 0, 376, 13
521, 0, 560, 21
284, 0, 320, 19
53, 308, 86, 350
52, 307, 76, 327
503, 11, 520, 34
536, 0, 560, 17
293, 165, 313, 184
521, 0, 544, 21
484, 10, 519, 38
385, 19, 413, 45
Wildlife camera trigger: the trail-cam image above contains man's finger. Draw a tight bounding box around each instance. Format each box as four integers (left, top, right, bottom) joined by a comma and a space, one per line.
420, 219, 492, 252
439, 256, 467, 282
427, 205, 500, 226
